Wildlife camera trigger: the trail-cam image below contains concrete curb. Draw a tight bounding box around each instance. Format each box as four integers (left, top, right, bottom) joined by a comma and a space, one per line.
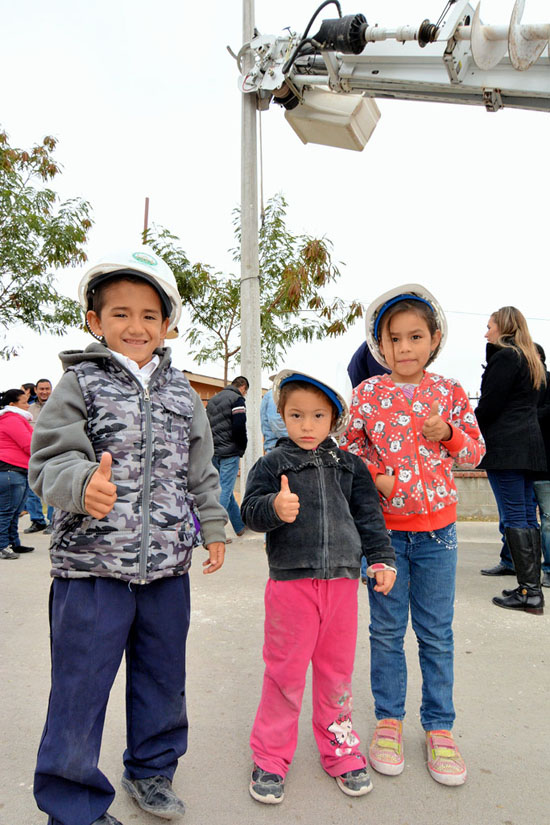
457, 520, 500, 544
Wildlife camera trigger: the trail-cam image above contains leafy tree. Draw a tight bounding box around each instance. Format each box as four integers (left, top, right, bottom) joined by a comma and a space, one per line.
0, 130, 93, 358
145, 193, 363, 382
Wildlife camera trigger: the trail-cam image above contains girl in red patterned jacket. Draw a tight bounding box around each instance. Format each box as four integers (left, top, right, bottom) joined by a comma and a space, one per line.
341, 284, 485, 788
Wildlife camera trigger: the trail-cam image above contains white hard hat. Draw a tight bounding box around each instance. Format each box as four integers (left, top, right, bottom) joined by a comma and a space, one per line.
365, 283, 448, 370
272, 367, 351, 436
78, 246, 182, 332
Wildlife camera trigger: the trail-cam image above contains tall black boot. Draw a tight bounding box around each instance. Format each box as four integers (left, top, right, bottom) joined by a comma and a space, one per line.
493, 527, 544, 615
501, 528, 542, 597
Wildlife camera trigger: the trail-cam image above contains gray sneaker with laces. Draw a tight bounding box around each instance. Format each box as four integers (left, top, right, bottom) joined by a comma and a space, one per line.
92, 814, 124, 825
121, 774, 185, 819
0, 547, 19, 559
249, 764, 285, 804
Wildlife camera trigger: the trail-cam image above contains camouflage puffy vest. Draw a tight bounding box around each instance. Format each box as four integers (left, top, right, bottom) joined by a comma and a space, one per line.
49, 358, 202, 583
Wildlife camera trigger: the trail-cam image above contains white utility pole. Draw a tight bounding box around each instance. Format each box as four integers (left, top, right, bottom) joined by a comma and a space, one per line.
240, 0, 262, 485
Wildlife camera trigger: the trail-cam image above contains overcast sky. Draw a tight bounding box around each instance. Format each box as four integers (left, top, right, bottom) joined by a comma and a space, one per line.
1, 0, 549, 396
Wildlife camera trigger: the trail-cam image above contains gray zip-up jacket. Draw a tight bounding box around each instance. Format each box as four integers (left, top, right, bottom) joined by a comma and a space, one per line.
29, 343, 227, 583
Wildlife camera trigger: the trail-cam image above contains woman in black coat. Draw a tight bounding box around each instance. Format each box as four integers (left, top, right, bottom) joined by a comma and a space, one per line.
532, 345, 550, 589
475, 306, 546, 614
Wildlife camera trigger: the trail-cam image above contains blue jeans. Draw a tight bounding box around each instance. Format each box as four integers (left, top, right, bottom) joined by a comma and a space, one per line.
495, 519, 513, 569
26, 488, 47, 524
212, 455, 245, 534
533, 480, 550, 573
367, 524, 457, 731
0, 470, 28, 550
486, 470, 538, 527
486, 470, 538, 571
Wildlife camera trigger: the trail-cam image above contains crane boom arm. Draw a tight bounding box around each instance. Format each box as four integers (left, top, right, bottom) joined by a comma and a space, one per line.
238, 1, 550, 117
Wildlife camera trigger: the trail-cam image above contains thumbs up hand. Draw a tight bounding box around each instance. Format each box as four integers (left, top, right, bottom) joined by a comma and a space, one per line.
84, 452, 118, 518
274, 474, 300, 523
422, 400, 452, 443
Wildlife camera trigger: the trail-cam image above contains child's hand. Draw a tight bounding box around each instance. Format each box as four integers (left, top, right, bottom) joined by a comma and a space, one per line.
84, 452, 117, 519
422, 401, 452, 442
274, 474, 300, 523
203, 541, 225, 574
375, 474, 395, 499
374, 568, 396, 596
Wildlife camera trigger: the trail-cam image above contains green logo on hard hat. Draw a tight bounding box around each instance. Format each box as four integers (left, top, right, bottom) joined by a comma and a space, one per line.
132, 252, 157, 267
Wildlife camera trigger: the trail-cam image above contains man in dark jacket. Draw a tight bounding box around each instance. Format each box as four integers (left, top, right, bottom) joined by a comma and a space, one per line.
207, 376, 249, 537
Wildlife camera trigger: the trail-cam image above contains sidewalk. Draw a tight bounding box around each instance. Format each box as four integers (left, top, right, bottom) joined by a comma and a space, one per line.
1, 519, 548, 825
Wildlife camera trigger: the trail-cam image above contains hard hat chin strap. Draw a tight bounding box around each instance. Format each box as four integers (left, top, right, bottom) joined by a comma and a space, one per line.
85, 316, 104, 342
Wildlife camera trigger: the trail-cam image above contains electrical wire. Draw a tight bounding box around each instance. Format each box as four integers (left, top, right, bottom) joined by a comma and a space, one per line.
446, 310, 550, 322
292, 307, 550, 323
241, 73, 256, 92
282, 0, 343, 75
436, 0, 458, 30
301, 0, 342, 41
282, 38, 321, 75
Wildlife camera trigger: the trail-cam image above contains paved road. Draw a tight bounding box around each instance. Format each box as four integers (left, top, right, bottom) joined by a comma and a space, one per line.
1, 520, 548, 825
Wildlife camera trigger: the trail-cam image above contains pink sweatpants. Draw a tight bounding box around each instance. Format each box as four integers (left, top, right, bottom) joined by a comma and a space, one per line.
250, 577, 366, 778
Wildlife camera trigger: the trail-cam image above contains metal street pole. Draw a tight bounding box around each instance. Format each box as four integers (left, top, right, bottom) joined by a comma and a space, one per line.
143, 196, 150, 237
240, 0, 262, 486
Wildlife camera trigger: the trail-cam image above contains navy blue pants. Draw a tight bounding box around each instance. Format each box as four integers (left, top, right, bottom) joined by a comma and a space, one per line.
34, 575, 191, 825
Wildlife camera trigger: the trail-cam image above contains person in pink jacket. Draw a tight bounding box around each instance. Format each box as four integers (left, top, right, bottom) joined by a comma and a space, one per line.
341, 284, 485, 788
0, 388, 35, 559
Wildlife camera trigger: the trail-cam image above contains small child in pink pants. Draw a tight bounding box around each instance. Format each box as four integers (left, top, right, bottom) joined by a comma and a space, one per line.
241, 369, 396, 804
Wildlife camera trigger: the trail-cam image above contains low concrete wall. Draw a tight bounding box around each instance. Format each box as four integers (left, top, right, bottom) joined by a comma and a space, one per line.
455, 470, 498, 520
237, 466, 498, 520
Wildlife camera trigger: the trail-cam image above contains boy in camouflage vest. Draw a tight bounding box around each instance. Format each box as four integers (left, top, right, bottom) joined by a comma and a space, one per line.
30, 248, 227, 825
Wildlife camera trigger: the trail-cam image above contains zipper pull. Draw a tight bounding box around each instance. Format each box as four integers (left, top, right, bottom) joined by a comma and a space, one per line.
144, 386, 150, 401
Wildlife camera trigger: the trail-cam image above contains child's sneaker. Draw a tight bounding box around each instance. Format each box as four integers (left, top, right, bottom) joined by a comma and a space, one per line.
249, 764, 285, 804
368, 718, 404, 775
121, 774, 185, 818
425, 730, 467, 786
335, 766, 373, 796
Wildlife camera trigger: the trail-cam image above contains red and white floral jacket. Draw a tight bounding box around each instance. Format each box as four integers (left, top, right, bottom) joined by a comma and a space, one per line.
341, 372, 485, 532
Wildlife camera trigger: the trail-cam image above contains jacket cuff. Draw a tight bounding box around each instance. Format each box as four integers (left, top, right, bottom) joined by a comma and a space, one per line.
368, 464, 379, 482
441, 424, 465, 453
267, 493, 286, 529
366, 562, 397, 578
201, 519, 227, 545
79, 464, 101, 514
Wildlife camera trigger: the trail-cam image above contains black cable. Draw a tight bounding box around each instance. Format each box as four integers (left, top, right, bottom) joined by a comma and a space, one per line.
302, 0, 342, 41
282, 1, 342, 76
436, 0, 457, 30
282, 38, 321, 75
417, 0, 457, 48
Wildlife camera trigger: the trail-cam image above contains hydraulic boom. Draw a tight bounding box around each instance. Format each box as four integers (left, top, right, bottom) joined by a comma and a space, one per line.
236, 0, 550, 149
